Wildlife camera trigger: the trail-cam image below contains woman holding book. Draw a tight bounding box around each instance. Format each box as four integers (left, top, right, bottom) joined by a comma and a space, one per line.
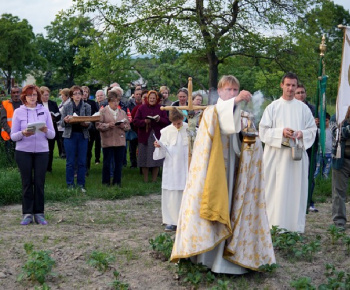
133, 90, 169, 182
61, 85, 91, 192
96, 90, 130, 186
10, 85, 55, 225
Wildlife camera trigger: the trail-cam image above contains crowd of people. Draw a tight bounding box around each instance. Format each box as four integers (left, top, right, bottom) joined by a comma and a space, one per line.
0, 82, 204, 226
0, 73, 348, 275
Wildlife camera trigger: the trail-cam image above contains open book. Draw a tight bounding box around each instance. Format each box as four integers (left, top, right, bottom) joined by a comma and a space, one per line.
115, 118, 127, 125
146, 115, 159, 120
26, 122, 45, 133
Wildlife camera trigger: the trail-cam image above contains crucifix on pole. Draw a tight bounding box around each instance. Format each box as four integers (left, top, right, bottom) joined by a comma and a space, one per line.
160, 77, 207, 167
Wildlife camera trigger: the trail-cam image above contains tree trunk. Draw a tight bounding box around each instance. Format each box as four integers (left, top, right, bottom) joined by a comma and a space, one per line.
207, 51, 219, 104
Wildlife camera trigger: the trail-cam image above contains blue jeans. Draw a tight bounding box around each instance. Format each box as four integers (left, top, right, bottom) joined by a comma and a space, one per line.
64, 132, 88, 187
102, 146, 124, 185
314, 153, 332, 179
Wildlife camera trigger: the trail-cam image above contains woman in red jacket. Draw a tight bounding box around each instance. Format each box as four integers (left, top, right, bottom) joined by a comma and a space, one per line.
133, 90, 169, 182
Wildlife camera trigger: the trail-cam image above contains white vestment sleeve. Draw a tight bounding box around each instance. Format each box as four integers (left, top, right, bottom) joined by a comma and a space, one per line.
153, 147, 166, 160
259, 105, 283, 148
216, 98, 241, 135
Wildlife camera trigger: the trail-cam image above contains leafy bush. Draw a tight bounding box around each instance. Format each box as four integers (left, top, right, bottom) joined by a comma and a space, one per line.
110, 271, 129, 289
18, 243, 56, 285
319, 264, 350, 289
290, 277, 315, 290
149, 233, 174, 260
87, 250, 115, 272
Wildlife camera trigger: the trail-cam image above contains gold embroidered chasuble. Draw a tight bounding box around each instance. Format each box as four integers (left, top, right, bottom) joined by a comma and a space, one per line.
170, 104, 275, 271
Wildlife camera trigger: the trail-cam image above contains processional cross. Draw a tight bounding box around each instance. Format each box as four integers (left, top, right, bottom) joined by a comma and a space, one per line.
160, 77, 207, 167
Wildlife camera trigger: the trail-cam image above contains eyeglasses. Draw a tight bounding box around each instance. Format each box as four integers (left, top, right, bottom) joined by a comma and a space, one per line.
73, 92, 82, 95
26, 94, 38, 98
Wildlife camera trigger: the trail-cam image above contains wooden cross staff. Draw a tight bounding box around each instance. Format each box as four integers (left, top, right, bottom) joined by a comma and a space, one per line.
160, 77, 207, 167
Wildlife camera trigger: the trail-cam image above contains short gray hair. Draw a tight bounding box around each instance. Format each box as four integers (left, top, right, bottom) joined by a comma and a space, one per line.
111, 86, 124, 97
95, 89, 105, 96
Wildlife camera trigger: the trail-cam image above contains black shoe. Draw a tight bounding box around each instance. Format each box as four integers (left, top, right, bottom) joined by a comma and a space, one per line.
164, 225, 177, 232
335, 223, 346, 231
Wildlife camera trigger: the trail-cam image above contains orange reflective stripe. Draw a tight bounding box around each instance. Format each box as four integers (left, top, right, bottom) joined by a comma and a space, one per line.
1, 100, 14, 141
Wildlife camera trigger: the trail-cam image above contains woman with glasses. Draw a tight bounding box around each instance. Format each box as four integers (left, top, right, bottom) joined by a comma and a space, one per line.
61, 85, 91, 192
10, 85, 55, 225
96, 90, 130, 186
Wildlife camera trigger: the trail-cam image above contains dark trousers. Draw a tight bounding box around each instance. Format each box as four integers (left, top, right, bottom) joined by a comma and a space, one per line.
102, 146, 124, 185
129, 138, 138, 167
48, 139, 55, 172
94, 131, 101, 163
56, 130, 63, 157
15, 150, 48, 215
87, 127, 96, 170
332, 158, 350, 225
58, 131, 66, 157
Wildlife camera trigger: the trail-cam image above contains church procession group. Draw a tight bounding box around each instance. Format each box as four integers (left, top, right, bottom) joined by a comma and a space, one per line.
1, 69, 349, 274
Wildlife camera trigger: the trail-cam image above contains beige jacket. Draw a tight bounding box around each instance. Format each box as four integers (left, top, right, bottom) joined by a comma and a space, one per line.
96, 106, 130, 148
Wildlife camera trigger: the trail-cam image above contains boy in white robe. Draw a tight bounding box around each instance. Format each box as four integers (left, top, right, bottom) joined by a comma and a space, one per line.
153, 109, 188, 232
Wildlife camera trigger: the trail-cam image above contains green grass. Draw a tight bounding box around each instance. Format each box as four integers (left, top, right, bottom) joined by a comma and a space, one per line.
0, 141, 161, 206
0, 140, 345, 207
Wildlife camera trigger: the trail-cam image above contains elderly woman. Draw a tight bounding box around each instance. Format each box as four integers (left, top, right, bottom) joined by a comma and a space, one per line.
96, 90, 130, 186
40, 86, 60, 172
11, 85, 55, 225
61, 85, 91, 192
133, 90, 169, 182
95, 89, 107, 164
160, 86, 172, 106
171, 88, 188, 121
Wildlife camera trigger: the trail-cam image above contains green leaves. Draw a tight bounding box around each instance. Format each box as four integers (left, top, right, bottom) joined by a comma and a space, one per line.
18, 243, 56, 285
87, 250, 115, 272
72, 0, 321, 89
327, 224, 345, 244
0, 14, 38, 91
149, 233, 174, 260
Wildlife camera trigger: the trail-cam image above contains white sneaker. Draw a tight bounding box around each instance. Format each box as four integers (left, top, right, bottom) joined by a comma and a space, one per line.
309, 205, 319, 212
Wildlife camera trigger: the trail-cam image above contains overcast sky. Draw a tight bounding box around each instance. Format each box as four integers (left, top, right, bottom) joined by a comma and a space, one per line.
0, 0, 349, 36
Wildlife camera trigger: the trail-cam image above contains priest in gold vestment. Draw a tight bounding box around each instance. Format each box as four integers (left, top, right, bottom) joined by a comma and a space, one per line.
170, 75, 275, 274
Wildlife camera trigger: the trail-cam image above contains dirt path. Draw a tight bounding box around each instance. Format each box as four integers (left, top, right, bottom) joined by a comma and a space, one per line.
0, 195, 349, 289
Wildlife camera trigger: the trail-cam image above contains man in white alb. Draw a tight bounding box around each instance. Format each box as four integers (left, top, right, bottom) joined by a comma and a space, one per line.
259, 72, 317, 233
